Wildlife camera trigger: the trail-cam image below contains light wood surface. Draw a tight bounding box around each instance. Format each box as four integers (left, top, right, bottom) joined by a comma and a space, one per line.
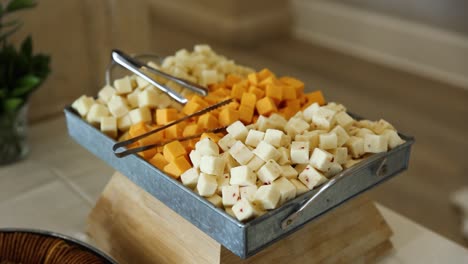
88, 172, 392, 263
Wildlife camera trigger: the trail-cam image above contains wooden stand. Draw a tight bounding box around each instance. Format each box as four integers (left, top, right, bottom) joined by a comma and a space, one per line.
87, 173, 393, 263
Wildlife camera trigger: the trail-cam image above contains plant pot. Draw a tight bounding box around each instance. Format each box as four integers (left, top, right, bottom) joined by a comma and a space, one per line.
0, 104, 29, 165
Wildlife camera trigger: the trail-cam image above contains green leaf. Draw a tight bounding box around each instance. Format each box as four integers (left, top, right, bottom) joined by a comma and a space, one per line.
4, 97, 23, 112
20, 35, 32, 58
6, 0, 36, 13
11, 74, 40, 97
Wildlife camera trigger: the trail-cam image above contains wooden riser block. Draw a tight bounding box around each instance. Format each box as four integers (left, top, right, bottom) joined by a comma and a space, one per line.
87, 172, 393, 264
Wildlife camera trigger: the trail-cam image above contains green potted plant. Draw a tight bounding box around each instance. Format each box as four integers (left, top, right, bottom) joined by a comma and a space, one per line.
0, 0, 50, 165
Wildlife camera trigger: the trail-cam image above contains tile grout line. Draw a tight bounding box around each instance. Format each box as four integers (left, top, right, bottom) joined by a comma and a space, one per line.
51, 168, 95, 207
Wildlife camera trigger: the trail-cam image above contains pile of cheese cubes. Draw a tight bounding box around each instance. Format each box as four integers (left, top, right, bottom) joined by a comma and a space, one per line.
71, 44, 253, 139
182, 102, 405, 221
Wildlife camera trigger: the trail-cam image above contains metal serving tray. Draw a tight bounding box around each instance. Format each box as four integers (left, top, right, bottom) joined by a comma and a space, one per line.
64, 107, 414, 259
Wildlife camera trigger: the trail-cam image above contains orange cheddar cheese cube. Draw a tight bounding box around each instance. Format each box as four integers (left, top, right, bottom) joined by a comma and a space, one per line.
163, 140, 187, 162
201, 132, 221, 143
164, 123, 183, 139
257, 68, 275, 81
231, 83, 247, 100
265, 84, 283, 104
282, 85, 297, 100
198, 113, 219, 130
163, 155, 191, 179
219, 108, 240, 127
129, 122, 149, 138
305, 90, 326, 106
225, 74, 243, 87
280, 107, 297, 120
240, 93, 257, 109
227, 101, 240, 110
280, 76, 304, 98
191, 95, 209, 108
156, 108, 179, 125
138, 127, 164, 146
256, 97, 277, 116
259, 76, 280, 88
149, 153, 168, 170
285, 99, 301, 114
247, 73, 258, 85
139, 147, 158, 160
238, 105, 254, 124
182, 100, 203, 115
183, 124, 201, 137
248, 86, 265, 99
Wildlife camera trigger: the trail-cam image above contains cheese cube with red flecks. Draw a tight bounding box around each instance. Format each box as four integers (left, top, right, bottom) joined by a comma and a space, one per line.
310, 148, 334, 171
280, 165, 298, 179
197, 173, 218, 197
298, 165, 327, 189
254, 185, 281, 210
346, 136, 365, 158
290, 141, 310, 164
232, 198, 257, 221
196, 137, 219, 156
230, 166, 256, 186
329, 147, 348, 165
252, 141, 280, 162
181, 168, 199, 189
272, 177, 297, 205
277, 147, 291, 165
245, 129, 265, 147
319, 132, 338, 150
289, 178, 309, 196
240, 185, 258, 201
207, 194, 223, 208
324, 162, 343, 178
216, 173, 230, 194
222, 185, 240, 207
246, 155, 265, 172
264, 129, 285, 147
227, 121, 249, 141
200, 156, 225, 176
229, 141, 254, 165
257, 159, 282, 184
331, 125, 350, 147
364, 134, 388, 153
218, 133, 236, 152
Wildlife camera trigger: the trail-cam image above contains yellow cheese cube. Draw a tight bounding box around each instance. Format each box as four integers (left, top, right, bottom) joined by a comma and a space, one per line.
149, 153, 168, 170
282, 85, 297, 100
219, 108, 240, 127
200, 133, 221, 143
248, 86, 265, 99
129, 122, 149, 138
164, 123, 183, 140
163, 155, 192, 179
163, 140, 187, 162
138, 126, 164, 146
227, 101, 240, 110
247, 73, 258, 85
305, 90, 326, 106
139, 147, 157, 160
156, 108, 179, 125
231, 83, 247, 100
198, 113, 219, 130
280, 76, 304, 98
265, 84, 283, 104
256, 97, 277, 116
238, 105, 254, 124
257, 68, 275, 81
240, 93, 257, 109
225, 74, 243, 87
183, 124, 201, 137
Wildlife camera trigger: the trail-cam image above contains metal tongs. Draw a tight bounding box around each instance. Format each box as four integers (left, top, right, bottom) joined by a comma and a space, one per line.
113, 98, 233, 158
108, 49, 208, 105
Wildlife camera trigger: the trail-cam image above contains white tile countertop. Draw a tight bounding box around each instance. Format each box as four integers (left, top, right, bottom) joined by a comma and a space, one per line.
1, 116, 467, 263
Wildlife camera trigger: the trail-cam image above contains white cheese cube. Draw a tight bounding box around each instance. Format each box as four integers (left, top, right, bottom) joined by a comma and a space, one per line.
268, 114, 288, 130
285, 117, 310, 137
221, 152, 240, 172
230, 166, 257, 186
364, 134, 388, 153
264, 129, 285, 147
86, 104, 110, 125
331, 125, 350, 147
126, 89, 140, 108
194, 44, 213, 54
312, 107, 336, 131
71, 95, 95, 117
232, 198, 256, 221
114, 76, 133, 95
252, 141, 280, 162
303, 103, 320, 122
240, 185, 258, 201
117, 114, 132, 132
195, 138, 219, 156
310, 148, 334, 171
280, 134, 292, 148
335, 111, 355, 129
189, 150, 202, 169
329, 147, 348, 165
222, 185, 240, 207
382, 129, 405, 149
344, 158, 364, 169
197, 173, 218, 197
100, 116, 117, 138
227, 121, 249, 141
135, 76, 150, 89
206, 194, 223, 208
324, 102, 346, 112
98, 85, 116, 104
324, 162, 343, 178
277, 147, 291, 165
246, 155, 265, 172
216, 173, 230, 195
128, 107, 152, 124
298, 165, 328, 189
201, 69, 218, 86
257, 159, 282, 184
229, 141, 254, 165
295, 130, 324, 149
246, 124, 257, 130
108, 95, 130, 118
181, 168, 199, 189
319, 132, 338, 150
290, 141, 310, 164
345, 136, 365, 158
200, 156, 225, 176
256, 115, 273, 131
280, 165, 298, 179
225, 207, 236, 218
294, 164, 308, 175
356, 128, 375, 138
289, 178, 309, 196
272, 177, 297, 205
218, 133, 236, 152
245, 130, 265, 147
254, 185, 281, 210
138, 88, 159, 109
356, 120, 374, 129
372, 119, 395, 134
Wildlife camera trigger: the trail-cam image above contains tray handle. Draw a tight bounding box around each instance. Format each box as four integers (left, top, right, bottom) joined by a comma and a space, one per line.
281, 157, 388, 230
